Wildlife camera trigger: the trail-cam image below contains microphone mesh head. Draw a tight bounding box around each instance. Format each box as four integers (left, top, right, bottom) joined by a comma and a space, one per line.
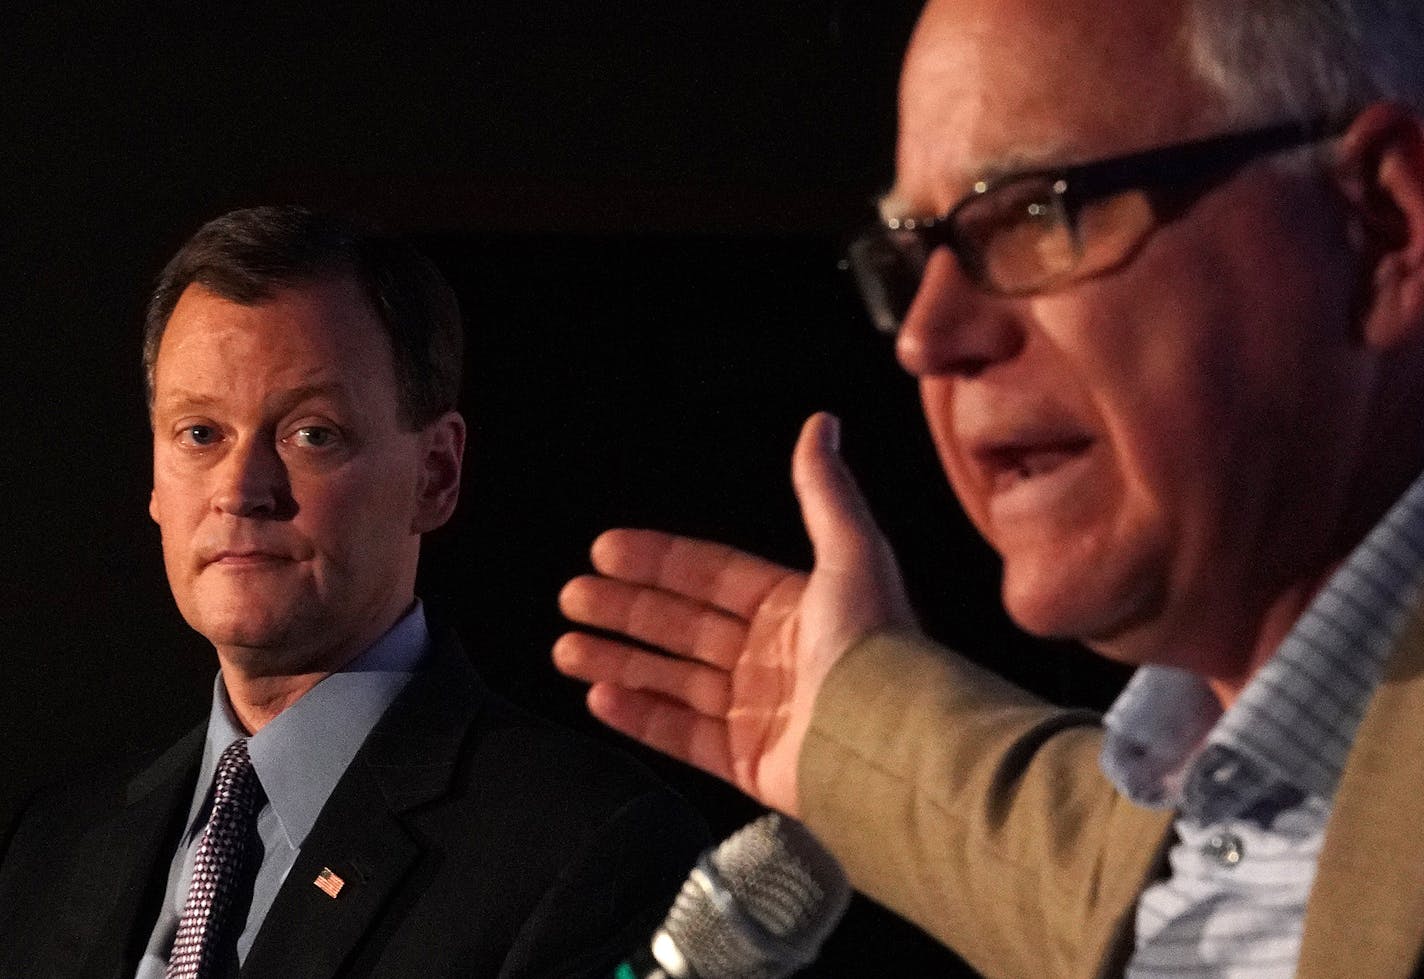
661, 813, 851, 979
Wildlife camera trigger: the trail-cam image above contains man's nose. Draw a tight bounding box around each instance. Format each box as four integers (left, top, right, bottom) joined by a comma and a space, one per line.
212, 438, 292, 518
895, 249, 1025, 378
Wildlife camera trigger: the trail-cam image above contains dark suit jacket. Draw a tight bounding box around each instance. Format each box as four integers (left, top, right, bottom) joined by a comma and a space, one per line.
0, 632, 708, 978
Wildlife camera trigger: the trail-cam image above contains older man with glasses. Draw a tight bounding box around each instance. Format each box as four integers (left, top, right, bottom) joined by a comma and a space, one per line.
556, 0, 1424, 976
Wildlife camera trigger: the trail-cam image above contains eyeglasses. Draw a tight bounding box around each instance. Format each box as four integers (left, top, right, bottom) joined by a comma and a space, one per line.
844, 116, 1346, 335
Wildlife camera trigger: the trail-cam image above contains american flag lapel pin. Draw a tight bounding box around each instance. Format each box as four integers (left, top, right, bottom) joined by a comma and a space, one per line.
314, 866, 346, 899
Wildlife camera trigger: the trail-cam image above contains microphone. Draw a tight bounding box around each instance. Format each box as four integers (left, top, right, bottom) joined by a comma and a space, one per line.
614, 813, 852, 979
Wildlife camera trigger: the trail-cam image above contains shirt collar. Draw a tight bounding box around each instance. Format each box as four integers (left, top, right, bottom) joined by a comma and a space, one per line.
1102, 470, 1424, 811
188, 602, 430, 848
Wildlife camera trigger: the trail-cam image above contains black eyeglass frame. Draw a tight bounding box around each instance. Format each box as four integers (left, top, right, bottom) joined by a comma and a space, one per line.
847, 114, 1351, 329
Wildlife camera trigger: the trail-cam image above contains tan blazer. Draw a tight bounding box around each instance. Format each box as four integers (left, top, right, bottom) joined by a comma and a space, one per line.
799, 612, 1424, 979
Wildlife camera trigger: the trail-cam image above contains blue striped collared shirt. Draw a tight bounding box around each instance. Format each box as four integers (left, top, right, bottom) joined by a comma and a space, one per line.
1100, 471, 1424, 977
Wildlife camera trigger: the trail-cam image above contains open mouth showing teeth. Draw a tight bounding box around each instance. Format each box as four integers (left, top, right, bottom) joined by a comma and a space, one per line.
982, 440, 1093, 492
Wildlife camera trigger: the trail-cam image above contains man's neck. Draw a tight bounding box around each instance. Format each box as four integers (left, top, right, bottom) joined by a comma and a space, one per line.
215, 603, 418, 733
1206, 577, 1327, 709
222, 669, 342, 734
1099, 567, 1338, 712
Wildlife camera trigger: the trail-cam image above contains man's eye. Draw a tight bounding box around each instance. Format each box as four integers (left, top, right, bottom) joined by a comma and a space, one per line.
289, 426, 338, 449
990, 186, 1063, 229
180, 425, 219, 447
955, 179, 1062, 249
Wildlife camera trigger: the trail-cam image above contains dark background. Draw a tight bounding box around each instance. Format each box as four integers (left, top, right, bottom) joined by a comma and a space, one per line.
1, 3, 1130, 974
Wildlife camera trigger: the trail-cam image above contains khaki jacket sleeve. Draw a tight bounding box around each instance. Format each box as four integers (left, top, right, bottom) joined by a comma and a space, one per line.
799, 631, 1172, 979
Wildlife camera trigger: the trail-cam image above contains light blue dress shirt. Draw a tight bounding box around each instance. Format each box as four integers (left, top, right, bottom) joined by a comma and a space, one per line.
134, 603, 430, 978
1101, 473, 1424, 977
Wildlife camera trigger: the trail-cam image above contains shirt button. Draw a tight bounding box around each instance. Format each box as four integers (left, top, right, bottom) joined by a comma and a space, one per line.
1210, 761, 1239, 784
1203, 832, 1245, 867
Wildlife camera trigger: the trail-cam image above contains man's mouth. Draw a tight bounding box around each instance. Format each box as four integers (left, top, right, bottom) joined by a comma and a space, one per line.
978, 439, 1095, 494
206, 549, 291, 567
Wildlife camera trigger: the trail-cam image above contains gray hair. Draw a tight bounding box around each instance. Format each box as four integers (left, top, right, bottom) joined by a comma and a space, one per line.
1187, 0, 1424, 125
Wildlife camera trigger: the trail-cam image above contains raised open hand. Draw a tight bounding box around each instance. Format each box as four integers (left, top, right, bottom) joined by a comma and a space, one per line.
553, 413, 918, 815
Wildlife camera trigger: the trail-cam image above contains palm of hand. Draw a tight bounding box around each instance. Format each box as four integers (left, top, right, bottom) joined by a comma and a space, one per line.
557, 529, 907, 816
554, 412, 917, 815
728, 572, 811, 809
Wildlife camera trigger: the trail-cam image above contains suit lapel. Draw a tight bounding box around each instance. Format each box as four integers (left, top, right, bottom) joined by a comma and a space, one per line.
240, 633, 486, 979
235, 775, 420, 979
1298, 606, 1424, 979
60, 728, 203, 979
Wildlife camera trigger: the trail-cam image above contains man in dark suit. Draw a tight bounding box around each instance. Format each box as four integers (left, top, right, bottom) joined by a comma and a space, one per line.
0, 206, 706, 978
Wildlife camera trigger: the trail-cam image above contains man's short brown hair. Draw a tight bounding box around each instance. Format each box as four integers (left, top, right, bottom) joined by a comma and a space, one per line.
144, 205, 463, 429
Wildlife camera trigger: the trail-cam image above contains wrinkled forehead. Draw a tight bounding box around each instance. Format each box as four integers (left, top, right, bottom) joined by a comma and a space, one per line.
893, 0, 1223, 212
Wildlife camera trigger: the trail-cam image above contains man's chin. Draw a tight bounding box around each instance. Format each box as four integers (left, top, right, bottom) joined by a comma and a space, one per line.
186, 610, 307, 666
1000, 571, 1163, 661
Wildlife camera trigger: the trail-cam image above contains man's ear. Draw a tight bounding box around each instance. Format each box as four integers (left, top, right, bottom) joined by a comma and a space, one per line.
412, 410, 466, 534
1334, 102, 1424, 351
149, 487, 160, 524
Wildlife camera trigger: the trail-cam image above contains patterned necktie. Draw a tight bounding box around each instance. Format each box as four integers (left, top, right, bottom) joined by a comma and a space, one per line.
166, 738, 263, 979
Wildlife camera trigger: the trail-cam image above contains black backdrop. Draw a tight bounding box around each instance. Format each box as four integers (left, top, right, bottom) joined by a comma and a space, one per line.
1, 4, 1130, 975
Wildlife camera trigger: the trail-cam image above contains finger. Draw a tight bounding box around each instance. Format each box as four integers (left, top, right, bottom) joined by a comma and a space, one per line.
586, 684, 737, 787
590, 528, 803, 620
791, 412, 893, 572
553, 632, 732, 718
559, 576, 747, 669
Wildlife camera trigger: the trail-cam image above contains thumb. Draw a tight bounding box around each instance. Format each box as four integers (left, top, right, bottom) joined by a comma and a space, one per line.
791, 412, 890, 572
